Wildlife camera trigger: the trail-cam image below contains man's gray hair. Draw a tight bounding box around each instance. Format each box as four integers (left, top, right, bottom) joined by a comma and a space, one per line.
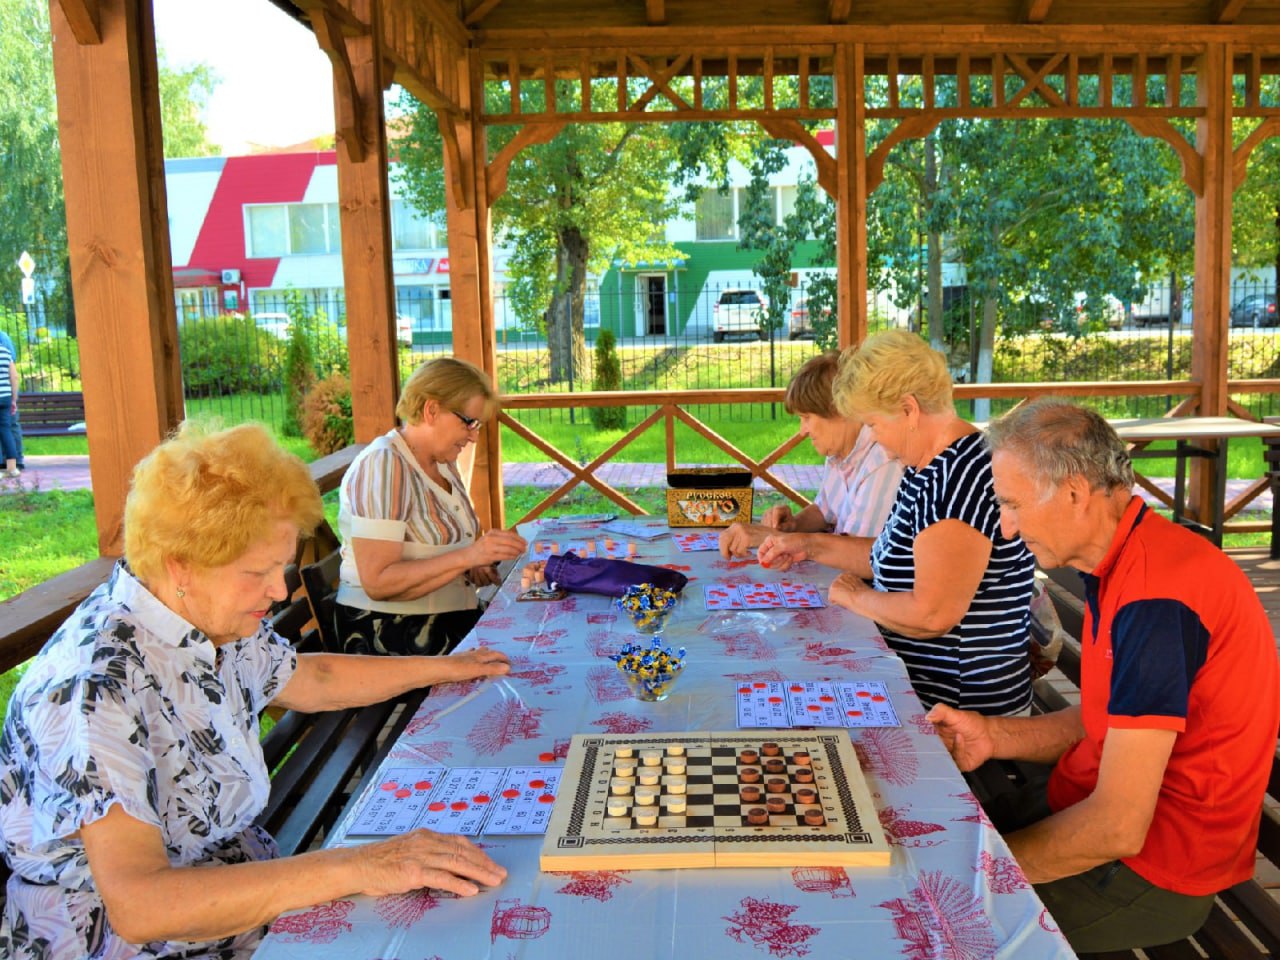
985, 399, 1134, 496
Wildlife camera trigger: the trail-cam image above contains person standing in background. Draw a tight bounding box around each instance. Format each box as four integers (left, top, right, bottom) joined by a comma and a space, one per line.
0, 330, 20, 479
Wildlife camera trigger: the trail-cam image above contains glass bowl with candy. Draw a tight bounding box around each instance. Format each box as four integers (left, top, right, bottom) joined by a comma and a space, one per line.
611, 637, 686, 702
615, 583, 680, 635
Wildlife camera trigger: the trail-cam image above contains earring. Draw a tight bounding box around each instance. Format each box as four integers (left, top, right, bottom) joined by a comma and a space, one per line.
176, 587, 186, 599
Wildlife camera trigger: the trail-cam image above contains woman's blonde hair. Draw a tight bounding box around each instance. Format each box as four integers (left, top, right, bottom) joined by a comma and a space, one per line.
784, 352, 840, 417
833, 330, 953, 418
396, 356, 498, 425
125, 421, 323, 585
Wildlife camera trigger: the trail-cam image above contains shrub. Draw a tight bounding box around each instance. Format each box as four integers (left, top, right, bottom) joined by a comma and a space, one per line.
589, 328, 626, 430
25, 337, 81, 390
282, 301, 317, 438
180, 314, 283, 396
302, 374, 354, 455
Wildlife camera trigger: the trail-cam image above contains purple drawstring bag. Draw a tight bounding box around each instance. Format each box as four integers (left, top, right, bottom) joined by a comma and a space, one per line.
542, 551, 689, 598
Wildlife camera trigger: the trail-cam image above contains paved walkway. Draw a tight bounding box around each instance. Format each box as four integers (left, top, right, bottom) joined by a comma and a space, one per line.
4, 455, 1273, 512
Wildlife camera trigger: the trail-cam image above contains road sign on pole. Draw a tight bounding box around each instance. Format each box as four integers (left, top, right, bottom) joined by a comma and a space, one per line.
17, 251, 35, 278
20, 277, 35, 305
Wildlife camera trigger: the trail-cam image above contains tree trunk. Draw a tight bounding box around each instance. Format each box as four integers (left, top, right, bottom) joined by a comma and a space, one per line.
546, 226, 590, 384
925, 136, 945, 353
973, 293, 997, 423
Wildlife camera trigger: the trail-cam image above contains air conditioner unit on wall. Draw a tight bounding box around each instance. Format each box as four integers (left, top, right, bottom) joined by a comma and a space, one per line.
221, 269, 241, 285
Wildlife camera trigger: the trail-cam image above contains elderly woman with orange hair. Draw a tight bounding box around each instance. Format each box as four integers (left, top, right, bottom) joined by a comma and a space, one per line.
0, 423, 511, 959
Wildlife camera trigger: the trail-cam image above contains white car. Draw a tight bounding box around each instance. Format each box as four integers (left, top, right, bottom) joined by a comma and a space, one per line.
712, 289, 766, 342
253, 312, 291, 340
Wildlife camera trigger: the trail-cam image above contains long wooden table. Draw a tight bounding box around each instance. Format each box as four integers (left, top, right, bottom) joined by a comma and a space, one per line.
252, 519, 1076, 960
1111, 416, 1280, 554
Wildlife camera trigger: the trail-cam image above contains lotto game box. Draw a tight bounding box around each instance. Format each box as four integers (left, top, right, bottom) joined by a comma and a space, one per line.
666, 468, 753, 528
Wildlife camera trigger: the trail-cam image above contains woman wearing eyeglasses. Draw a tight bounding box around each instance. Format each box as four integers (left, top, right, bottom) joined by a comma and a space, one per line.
334, 356, 527, 656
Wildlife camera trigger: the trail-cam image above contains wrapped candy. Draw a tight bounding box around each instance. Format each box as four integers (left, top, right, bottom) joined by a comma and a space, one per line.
614, 583, 679, 634
610, 636, 686, 702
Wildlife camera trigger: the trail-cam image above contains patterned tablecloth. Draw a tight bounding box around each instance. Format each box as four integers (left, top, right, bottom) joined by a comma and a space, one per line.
253, 518, 1077, 960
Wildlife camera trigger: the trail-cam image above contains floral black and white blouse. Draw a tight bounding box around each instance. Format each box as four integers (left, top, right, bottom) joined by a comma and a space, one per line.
0, 561, 298, 959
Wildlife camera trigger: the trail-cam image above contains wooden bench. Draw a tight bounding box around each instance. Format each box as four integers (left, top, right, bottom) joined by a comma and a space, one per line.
967, 568, 1280, 960
16, 391, 86, 437
256, 553, 430, 856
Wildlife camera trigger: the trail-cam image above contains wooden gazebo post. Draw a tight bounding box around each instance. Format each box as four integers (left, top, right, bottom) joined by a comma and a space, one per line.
835, 43, 870, 351
440, 50, 503, 529
314, 0, 400, 441
49, 0, 184, 555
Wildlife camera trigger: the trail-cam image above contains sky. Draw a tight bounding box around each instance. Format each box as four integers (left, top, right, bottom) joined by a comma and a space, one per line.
153, 0, 335, 155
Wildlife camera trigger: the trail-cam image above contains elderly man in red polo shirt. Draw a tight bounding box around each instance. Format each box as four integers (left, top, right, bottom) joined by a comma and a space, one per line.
929, 398, 1280, 954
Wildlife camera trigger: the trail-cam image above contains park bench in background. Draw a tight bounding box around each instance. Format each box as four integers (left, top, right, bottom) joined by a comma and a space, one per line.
16, 391, 86, 437
967, 568, 1280, 960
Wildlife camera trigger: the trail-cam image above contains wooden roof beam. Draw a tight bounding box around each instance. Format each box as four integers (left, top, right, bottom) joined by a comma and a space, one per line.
292, 0, 367, 36
464, 0, 507, 26
646, 0, 666, 26
57, 0, 102, 45
829, 0, 852, 24
415, 0, 472, 48
1214, 0, 1248, 23
1023, 0, 1054, 23
312, 8, 367, 162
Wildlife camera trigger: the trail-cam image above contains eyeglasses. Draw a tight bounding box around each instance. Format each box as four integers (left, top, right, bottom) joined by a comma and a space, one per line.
451, 410, 483, 431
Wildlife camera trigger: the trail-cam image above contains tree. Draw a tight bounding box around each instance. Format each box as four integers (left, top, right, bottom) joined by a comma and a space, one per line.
394, 81, 759, 383
159, 56, 219, 159
0, 0, 217, 336
397, 85, 694, 381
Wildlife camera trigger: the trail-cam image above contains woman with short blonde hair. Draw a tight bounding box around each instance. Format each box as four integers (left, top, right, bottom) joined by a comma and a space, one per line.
0, 422, 512, 958
337, 355, 526, 656
761, 330, 1035, 716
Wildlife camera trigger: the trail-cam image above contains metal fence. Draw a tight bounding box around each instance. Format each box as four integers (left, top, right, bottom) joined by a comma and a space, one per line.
4, 277, 1278, 438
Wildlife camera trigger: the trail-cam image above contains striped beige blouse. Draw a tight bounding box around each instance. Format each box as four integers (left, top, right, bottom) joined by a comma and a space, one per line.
336, 429, 481, 615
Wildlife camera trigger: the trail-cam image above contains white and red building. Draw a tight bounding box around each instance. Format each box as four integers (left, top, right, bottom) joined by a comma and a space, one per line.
165, 150, 488, 336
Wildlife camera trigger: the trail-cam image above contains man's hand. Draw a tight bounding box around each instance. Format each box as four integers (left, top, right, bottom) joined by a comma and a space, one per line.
926, 703, 996, 772
758, 533, 810, 572
760, 504, 797, 531
354, 829, 507, 899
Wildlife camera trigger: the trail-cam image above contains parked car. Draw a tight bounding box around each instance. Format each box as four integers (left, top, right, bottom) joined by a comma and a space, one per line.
253, 312, 292, 340
1229, 292, 1278, 328
1130, 287, 1192, 327
788, 298, 830, 340
712, 289, 766, 342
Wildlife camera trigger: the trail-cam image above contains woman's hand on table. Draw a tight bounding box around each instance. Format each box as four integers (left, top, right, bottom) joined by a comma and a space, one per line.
828, 571, 872, 609
355, 829, 507, 898
926, 704, 995, 772
757, 533, 809, 571
719, 523, 756, 558
468, 564, 502, 587
469, 529, 528, 567
760, 504, 798, 531
438, 647, 511, 683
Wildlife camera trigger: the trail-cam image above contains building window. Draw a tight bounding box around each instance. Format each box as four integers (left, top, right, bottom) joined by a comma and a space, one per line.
247, 205, 288, 257
695, 188, 736, 241
247, 202, 341, 257
392, 200, 437, 251
779, 186, 798, 225
289, 204, 328, 254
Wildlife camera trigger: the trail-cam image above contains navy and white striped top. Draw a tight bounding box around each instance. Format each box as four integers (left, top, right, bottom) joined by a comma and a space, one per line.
869, 432, 1034, 716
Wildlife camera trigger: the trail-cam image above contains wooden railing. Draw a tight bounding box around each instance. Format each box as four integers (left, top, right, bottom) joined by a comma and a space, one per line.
7, 376, 1280, 675
500, 379, 1204, 524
